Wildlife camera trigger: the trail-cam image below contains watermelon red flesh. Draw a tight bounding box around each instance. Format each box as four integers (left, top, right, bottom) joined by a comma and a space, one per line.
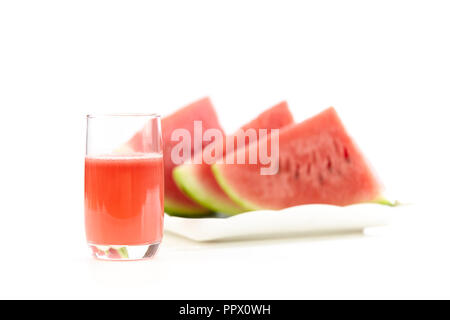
173, 101, 294, 214
129, 97, 224, 216
212, 107, 382, 210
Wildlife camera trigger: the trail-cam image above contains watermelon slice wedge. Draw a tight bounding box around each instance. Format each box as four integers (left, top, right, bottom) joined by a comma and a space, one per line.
173, 102, 294, 214
128, 97, 224, 216
212, 107, 388, 211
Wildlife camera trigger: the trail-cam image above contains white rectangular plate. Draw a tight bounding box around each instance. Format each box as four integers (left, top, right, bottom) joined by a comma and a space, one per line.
164, 203, 393, 242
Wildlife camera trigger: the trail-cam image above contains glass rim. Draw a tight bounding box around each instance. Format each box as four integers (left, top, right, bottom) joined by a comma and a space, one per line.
86, 113, 161, 119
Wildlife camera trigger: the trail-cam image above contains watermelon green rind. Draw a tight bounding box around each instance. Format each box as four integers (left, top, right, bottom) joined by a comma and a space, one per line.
165, 199, 211, 217
173, 165, 245, 215
373, 197, 400, 207
117, 247, 129, 259
211, 164, 262, 212
164, 197, 212, 217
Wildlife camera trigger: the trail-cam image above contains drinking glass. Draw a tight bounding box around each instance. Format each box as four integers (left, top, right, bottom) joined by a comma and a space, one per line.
85, 114, 163, 260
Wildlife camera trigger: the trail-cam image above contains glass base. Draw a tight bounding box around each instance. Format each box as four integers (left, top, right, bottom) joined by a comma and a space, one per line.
89, 242, 160, 261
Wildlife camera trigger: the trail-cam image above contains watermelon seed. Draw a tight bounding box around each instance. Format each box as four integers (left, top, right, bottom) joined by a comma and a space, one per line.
294, 164, 300, 180
344, 148, 351, 162
327, 157, 333, 172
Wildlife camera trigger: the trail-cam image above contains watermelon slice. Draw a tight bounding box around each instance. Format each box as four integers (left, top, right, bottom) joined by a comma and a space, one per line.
128, 97, 224, 216
173, 102, 294, 214
212, 107, 386, 210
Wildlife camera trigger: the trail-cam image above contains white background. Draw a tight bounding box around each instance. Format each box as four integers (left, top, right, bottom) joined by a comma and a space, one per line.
0, 1, 449, 299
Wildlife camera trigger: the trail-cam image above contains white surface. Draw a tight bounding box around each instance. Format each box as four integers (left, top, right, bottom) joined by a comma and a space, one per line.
1, 1, 450, 299
1, 204, 450, 299
165, 204, 392, 242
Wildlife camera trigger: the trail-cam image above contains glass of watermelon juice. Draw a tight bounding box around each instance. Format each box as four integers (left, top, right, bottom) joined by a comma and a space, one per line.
85, 114, 164, 260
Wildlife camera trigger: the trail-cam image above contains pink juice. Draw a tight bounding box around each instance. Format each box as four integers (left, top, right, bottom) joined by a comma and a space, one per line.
84, 154, 164, 246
